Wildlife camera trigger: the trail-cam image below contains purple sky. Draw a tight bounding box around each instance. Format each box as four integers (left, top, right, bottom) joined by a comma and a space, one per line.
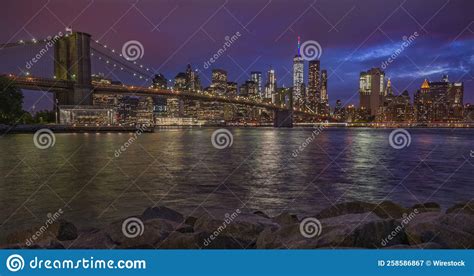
1, 0, 473, 111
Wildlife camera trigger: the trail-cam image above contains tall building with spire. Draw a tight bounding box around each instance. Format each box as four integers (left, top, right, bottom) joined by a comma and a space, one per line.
293, 36, 304, 107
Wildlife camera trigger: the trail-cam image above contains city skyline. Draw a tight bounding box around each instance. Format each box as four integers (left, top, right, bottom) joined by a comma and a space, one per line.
1, 0, 472, 111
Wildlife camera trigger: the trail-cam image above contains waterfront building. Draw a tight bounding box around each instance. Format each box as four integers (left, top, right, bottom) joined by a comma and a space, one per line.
414, 76, 464, 122
378, 89, 414, 122
359, 68, 385, 116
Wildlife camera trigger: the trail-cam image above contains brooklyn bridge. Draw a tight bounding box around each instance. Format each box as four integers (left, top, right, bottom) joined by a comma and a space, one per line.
0, 31, 321, 127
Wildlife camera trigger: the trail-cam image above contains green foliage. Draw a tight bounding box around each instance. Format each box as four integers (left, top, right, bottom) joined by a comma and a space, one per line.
0, 76, 24, 124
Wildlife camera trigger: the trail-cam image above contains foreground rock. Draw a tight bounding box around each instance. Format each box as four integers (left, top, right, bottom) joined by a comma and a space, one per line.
3, 202, 473, 249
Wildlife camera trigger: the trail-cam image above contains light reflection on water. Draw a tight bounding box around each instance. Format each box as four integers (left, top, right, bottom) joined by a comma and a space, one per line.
0, 128, 473, 236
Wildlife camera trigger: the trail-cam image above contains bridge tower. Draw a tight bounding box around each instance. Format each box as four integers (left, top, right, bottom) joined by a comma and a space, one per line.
54, 32, 92, 105
273, 87, 293, 127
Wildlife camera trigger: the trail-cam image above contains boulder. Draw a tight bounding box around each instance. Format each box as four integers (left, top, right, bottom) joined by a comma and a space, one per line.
105, 218, 175, 248
316, 201, 406, 220
6, 219, 78, 246
405, 212, 474, 248
411, 202, 440, 213
69, 229, 116, 249
142, 206, 184, 223
272, 212, 299, 225
194, 214, 264, 245
347, 219, 409, 248
446, 202, 474, 215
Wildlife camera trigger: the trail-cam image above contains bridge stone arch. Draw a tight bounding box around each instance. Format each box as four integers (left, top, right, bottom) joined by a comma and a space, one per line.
54, 32, 92, 105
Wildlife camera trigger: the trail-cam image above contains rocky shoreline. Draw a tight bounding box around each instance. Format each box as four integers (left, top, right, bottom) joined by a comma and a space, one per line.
3, 201, 473, 249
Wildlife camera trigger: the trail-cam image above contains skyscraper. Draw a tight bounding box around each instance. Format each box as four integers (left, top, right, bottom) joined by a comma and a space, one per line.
320, 69, 328, 115
293, 37, 304, 107
210, 69, 228, 94
321, 69, 328, 102
359, 68, 385, 116
265, 68, 276, 101
308, 60, 321, 112
250, 71, 262, 97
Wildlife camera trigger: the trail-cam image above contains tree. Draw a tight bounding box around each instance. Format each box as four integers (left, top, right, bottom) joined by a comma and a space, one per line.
0, 76, 24, 124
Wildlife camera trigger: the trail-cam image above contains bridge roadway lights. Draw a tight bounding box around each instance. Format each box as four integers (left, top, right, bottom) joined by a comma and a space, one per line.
273, 109, 293, 128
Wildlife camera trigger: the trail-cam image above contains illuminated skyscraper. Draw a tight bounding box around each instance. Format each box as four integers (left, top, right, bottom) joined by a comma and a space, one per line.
293, 37, 304, 107
211, 69, 228, 94
250, 71, 262, 97
308, 60, 320, 111
320, 69, 329, 115
359, 68, 385, 116
265, 68, 276, 101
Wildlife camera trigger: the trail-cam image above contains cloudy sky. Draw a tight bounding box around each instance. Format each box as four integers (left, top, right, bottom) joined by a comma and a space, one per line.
1, 0, 473, 110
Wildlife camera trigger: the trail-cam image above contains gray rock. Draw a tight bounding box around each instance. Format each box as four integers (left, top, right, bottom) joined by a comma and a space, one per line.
405, 212, 474, 248
348, 219, 409, 248
272, 212, 299, 225
56, 220, 78, 241
70, 229, 116, 249
316, 201, 407, 220
411, 202, 441, 213
105, 218, 175, 249
142, 206, 184, 223
194, 214, 264, 246
446, 202, 474, 215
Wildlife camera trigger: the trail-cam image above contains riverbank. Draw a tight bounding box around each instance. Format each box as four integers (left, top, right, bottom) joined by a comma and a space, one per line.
0, 124, 154, 134
3, 201, 473, 249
